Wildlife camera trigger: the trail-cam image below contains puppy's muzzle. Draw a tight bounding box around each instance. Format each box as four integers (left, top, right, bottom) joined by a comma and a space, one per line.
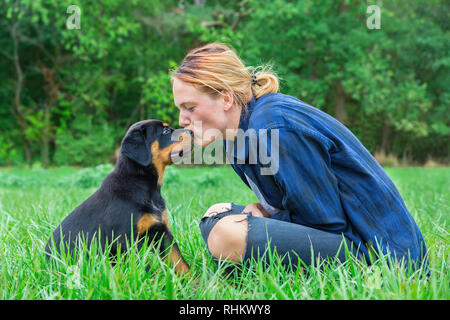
170, 129, 193, 163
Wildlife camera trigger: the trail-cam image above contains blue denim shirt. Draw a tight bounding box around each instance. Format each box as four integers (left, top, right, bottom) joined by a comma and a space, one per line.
224, 93, 427, 263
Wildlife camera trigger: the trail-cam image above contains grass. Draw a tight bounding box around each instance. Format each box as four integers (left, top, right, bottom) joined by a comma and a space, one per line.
0, 165, 448, 300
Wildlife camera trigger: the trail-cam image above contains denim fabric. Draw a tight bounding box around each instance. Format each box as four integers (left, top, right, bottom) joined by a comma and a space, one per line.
224, 92, 427, 266
199, 203, 364, 269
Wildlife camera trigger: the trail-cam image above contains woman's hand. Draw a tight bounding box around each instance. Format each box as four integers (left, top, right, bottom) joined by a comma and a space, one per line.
244, 202, 271, 218
201, 202, 271, 219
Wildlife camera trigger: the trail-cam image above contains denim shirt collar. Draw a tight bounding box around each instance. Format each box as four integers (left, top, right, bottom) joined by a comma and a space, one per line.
224, 96, 257, 161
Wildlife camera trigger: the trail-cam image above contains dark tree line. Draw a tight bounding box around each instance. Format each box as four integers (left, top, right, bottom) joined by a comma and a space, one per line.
0, 0, 448, 167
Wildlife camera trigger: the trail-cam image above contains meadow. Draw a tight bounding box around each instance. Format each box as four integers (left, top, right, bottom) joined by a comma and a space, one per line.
0, 165, 448, 300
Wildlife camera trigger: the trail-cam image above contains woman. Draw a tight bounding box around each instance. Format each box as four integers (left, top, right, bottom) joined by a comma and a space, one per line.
171, 43, 427, 269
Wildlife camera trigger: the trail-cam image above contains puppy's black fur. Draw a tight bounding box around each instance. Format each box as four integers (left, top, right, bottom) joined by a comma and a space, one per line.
45, 120, 192, 275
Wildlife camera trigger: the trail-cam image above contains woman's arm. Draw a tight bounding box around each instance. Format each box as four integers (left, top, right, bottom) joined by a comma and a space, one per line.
264, 126, 347, 231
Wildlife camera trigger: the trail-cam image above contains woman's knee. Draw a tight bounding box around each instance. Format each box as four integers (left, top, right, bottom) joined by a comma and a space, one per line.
207, 214, 248, 262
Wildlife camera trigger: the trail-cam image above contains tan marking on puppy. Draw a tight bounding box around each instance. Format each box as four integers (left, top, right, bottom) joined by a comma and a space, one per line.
151, 132, 192, 186
137, 213, 160, 236
162, 209, 170, 231
151, 141, 173, 186
169, 248, 190, 276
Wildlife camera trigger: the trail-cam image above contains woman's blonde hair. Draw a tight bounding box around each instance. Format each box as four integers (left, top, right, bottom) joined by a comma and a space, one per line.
171, 43, 279, 109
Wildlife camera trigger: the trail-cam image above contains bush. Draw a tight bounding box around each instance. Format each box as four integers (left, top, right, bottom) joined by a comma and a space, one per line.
54, 115, 116, 167
0, 135, 22, 166
57, 164, 114, 188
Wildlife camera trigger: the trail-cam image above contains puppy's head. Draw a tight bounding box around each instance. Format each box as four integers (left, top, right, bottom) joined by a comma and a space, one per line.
120, 120, 192, 177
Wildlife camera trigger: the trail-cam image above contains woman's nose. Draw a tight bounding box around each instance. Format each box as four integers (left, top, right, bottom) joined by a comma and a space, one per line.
178, 109, 191, 127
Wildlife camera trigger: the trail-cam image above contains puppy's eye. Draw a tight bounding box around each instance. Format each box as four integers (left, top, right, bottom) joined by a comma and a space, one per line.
162, 127, 171, 134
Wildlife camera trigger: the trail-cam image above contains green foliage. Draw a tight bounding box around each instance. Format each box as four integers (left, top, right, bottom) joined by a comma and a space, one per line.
54, 115, 115, 166
0, 135, 22, 166
0, 0, 448, 166
141, 69, 179, 124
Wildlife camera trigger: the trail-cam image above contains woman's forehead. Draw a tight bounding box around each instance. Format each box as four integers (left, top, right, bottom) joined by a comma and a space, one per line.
173, 78, 205, 107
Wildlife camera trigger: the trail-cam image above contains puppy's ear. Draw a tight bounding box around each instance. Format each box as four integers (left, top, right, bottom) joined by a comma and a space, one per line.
121, 128, 151, 166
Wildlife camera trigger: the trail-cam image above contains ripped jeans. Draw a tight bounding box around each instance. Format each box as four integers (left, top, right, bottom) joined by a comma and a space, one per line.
199, 203, 364, 269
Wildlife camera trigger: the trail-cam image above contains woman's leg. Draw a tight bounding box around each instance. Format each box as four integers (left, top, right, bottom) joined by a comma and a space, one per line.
199, 203, 361, 267
199, 203, 249, 262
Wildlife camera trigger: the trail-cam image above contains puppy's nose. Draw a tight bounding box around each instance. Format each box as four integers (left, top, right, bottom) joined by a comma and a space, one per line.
185, 129, 193, 136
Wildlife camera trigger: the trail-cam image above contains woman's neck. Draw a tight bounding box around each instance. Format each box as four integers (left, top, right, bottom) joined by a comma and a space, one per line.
223, 104, 245, 141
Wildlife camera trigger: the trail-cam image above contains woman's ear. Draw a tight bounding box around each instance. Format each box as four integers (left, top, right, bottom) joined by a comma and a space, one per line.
222, 90, 234, 111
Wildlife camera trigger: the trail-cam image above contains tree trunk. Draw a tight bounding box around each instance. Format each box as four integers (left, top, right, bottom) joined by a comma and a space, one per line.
11, 23, 33, 166
334, 79, 347, 125
334, 0, 348, 125
379, 121, 390, 155
38, 60, 60, 168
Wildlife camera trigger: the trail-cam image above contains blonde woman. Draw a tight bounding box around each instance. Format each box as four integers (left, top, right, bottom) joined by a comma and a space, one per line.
171, 43, 427, 269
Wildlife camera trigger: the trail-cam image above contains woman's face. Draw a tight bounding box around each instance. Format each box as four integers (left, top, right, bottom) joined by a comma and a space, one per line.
172, 78, 239, 147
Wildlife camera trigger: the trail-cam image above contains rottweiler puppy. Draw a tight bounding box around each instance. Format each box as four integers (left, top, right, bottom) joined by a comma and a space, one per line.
45, 120, 193, 275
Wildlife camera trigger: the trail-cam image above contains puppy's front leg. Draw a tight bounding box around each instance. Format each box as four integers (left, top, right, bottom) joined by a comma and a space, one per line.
137, 211, 190, 276
160, 209, 190, 275
161, 231, 190, 276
